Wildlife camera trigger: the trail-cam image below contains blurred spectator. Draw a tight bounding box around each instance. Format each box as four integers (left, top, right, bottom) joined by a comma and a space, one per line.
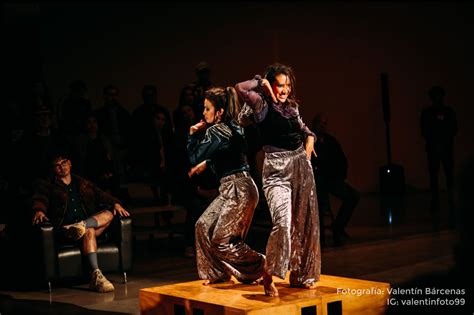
420, 85, 457, 226
72, 112, 120, 196
181, 61, 214, 120
130, 85, 174, 205
57, 80, 93, 138
19, 106, 72, 187
311, 113, 360, 246
94, 85, 132, 200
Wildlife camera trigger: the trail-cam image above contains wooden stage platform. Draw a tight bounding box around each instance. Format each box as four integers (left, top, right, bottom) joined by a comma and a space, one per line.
140, 273, 390, 315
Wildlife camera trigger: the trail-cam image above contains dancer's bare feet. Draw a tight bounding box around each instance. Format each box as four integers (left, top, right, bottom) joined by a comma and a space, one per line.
291, 282, 317, 289
303, 282, 317, 289
262, 272, 279, 297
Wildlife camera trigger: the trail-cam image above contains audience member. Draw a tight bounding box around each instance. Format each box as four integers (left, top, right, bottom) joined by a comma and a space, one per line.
31, 152, 130, 293
182, 61, 214, 120
19, 106, 72, 187
94, 85, 132, 200
57, 80, 93, 138
130, 85, 174, 206
420, 85, 457, 227
311, 113, 360, 246
72, 112, 120, 196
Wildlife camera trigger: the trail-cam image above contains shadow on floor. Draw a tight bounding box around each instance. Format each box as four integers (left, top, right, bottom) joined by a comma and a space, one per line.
0, 293, 129, 315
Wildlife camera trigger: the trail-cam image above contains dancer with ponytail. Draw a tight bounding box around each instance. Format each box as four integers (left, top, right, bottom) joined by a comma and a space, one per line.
188, 87, 273, 292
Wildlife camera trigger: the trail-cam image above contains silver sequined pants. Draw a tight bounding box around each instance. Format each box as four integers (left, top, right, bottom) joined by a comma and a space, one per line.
195, 171, 264, 283
262, 146, 321, 286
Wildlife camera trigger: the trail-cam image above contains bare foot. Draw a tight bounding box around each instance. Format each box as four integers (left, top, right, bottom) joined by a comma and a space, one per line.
303, 282, 317, 289
262, 272, 279, 297
291, 282, 317, 289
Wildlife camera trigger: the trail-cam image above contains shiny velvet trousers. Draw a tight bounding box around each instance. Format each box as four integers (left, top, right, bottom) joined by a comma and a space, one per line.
262, 146, 321, 286
195, 172, 264, 283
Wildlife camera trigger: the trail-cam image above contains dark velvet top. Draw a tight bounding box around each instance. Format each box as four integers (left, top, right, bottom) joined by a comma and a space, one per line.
235, 76, 315, 152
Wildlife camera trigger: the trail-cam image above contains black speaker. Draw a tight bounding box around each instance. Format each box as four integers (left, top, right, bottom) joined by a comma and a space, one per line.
380, 72, 390, 123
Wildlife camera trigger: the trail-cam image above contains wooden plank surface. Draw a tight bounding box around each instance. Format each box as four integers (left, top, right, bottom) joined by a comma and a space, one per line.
140, 273, 390, 315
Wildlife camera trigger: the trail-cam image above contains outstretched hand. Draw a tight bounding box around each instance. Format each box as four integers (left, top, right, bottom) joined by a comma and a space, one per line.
32, 210, 48, 225
188, 160, 207, 178
190, 119, 206, 135
113, 203, 130, 217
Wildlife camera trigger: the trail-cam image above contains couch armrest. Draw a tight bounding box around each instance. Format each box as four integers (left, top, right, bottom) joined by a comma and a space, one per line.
110, 216, 133, 271
35, 221, 57, 281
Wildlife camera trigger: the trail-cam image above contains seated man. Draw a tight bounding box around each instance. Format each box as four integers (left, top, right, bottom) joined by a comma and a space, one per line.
31, 152, 130, 292
311, 113, 360, 246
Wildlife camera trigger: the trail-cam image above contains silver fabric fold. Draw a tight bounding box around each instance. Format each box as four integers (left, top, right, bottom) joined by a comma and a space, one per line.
195, 172, 264, 283
262, 145, 321, 286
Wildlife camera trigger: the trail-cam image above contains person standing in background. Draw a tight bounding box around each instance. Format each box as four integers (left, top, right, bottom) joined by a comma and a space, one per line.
420, 85, 457, 227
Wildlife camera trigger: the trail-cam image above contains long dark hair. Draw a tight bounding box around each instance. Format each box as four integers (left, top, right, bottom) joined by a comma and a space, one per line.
264, 63, 299, 107
204, 87, 241, 124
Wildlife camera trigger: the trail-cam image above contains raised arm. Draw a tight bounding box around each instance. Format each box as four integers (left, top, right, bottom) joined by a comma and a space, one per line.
235, 75, 269, 122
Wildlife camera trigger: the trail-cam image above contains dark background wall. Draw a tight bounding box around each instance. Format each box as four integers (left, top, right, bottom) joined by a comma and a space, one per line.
3, 1, 474, 192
